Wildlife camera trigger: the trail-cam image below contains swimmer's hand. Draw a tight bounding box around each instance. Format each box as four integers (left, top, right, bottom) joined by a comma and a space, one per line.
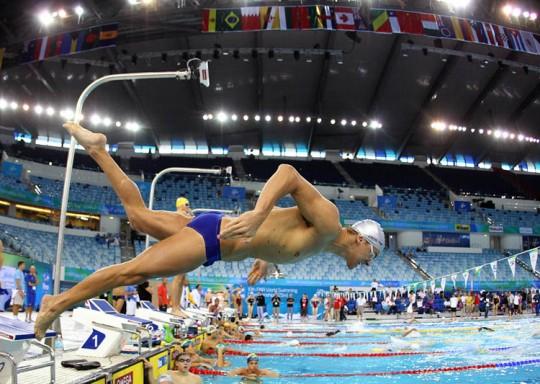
247, 259, 269, 285
219, 210, 266, 241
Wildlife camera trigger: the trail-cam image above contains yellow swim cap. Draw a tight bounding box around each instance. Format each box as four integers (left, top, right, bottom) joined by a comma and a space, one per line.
176, 197, 190, 208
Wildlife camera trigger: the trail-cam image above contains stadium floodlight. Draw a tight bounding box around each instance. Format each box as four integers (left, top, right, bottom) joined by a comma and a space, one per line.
202, 114, 209, 120
231, 114, 238, 121
103, 117, 112, 127
265, 115, 271, 122
243, 114, 249, 121
316, 118, 322, 124
38, 10, 55, 27
74, 5, 84, 16
362, 121, 368, 127
125, 121, 140, 132
34, 105, 44, 114
340, 119, 347, 126
288, 116, 295, 123
22, 103, 30, 111
254, 114, 261, 121
0, 98, 7, 109
295, 116, 300, 123
115, 121, 122, 127
369, 120, 382, 129
351, 120, 357, 126
502, 4, 513, 16
58, 9, 68, 18
512, 7, 522, 17
330, 119, 336, 125
90, 114, 101, 125
9, 101, 17, 110
217, 111, 228, 122
277, 115, 283, 122
306, 117, 311, 123
46, 106, 55, 116
518, 134, 524, 141
207, 113, 213, 120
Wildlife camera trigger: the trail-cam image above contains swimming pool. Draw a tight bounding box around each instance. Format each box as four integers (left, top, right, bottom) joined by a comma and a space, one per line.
202, 317, 540, 383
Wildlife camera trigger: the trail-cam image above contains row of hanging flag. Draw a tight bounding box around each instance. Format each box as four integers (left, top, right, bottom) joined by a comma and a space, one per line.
201, 6, 540, 56
408, 248, 538, 292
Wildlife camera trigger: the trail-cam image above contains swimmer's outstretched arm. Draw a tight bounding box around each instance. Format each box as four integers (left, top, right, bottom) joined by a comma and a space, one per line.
221, 164, 341, 240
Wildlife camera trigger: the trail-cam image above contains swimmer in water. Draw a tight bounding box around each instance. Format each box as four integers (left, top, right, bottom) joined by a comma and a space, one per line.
35, 122, 384, 339
326, 330, 341, 337
478, 327, 495, 332
228, 354, 279, 380
144, 350, 202, 384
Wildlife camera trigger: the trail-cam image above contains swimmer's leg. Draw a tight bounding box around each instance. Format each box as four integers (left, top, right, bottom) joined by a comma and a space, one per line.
35, 227, 206, 339
64, 122, 189, 240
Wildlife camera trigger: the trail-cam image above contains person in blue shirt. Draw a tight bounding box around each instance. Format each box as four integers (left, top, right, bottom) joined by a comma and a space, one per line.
125, 285, 138, 315
12, 261, 26, 318
24, 265, 39, 323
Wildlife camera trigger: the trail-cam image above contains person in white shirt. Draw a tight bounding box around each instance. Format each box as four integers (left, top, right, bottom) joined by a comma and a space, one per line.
356, 294, 366, 320
450, 293, 459, 321
190, 284, 202, 308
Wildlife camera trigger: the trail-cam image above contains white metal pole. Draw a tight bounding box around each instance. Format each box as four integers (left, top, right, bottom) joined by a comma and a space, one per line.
144, 167, 222, 249
54, 71, 192, 296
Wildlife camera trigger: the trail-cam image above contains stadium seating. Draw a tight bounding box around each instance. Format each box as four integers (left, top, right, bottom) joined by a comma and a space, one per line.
129, 156, 235, 176
0, 222, 119, 270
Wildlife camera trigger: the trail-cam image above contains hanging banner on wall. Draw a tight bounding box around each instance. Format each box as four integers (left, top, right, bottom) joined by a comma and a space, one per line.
1, 161, 23, 178
454, 201, 471, 212
530, 249, 538, 273
202, 5, 368, 33
430, 280, 436, 292
508, 256, 517, 278
440, 277, 446, 291
423, 232, 470, 247
490, 261, 498, 279
451, 273, 457, 287
489, 225, 504, 233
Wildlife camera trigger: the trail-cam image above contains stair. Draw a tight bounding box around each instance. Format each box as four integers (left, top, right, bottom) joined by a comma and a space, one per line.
397, 251, 432, 280
233, 158, 246, 179
332, 161, 357, 186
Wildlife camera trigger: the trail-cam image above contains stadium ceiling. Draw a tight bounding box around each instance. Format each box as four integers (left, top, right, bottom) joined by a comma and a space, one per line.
0, 0, 540, 166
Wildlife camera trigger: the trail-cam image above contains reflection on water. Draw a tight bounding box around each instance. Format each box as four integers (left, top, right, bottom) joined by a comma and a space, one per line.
239, 377, 263, 384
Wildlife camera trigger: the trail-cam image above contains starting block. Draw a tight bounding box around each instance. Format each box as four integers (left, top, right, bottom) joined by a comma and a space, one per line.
0, 317, 56, 384
136, 301, 187, 327
73, 299, 158, 358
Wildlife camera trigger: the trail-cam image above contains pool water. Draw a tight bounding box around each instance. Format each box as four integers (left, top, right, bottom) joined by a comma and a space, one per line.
203, 317, 540, 384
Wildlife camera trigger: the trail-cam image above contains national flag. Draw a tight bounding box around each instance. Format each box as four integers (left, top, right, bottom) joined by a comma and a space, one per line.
530, 249, 538, 273
353, 8, 368, 31
509, 29, 526, 51
305, 5, 325, 29
241, 7, 261, 30
437, 15, 456, 38
471, 21, 488, 43
440, 277, 446, 291
394, 11, 423, 35
494, 25, 509, 48
333, 6, 356, 30
533, 34, 540, 53
0, 48, 4, 71
81, 28, 99, 50
321, 6, 333, 29
38, 36, 48, 61
201, 8, 217, 32
507, 256, 516, 279
490, 261, 498, 279
216, 9, 242, 32
458, 18, 477, 42
70, 31, 79, 53
520, 31, 538, 54
420, 13, 441, 37
265, 6, 286, 30
387, 10, 402, 33
483, 22, 497, 45
504, 27, 518, 50
99, 24, 119, 41
371, 10, 391, 33
450, 16, 464, 40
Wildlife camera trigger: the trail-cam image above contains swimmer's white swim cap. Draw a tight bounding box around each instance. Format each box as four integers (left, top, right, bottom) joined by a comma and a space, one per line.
351, 219, 385, 255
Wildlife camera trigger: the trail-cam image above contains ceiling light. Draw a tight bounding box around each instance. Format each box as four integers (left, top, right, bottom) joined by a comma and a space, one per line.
306, 117, 312, 123
288, 116, 295, 123
22, 103, 30, 111
265, 115, 271, 122
217, 111, 228, 122
10, 101, 18, 110
231, 114, 238, 121
502, 5, 513, 16
512, 7, 522, 17
90, 114, 101, 125
316, 118, 322, 124
202, 114, 209, 120
58, 9, 68, 18
351, 120, 357, 126
46, 106, 55, 116
362, 121, 368, 127
531, 13, 538, 21
74, 5, 84, 16
518, 134, 524, 141
487, 130, 492, 135
103, 117, 112, 127
369, 120, 381, 129
34, 105, 43, 114
60, 109, 74, 119
295, 116, 300, 122
115, 121, 122, 127
125, 122, 140, 132
254, 115, 261, 121
37, 10, 54, 27
207, 113, 213, 120
277, 115, 283, 122
340, 119, 347, 126
330, 119, 336, 125
479, 129, 484, 134
243, 115, 249, 121
0, 99, 7, 109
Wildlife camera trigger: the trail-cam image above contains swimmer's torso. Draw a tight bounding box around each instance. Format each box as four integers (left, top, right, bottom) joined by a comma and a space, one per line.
219, 207, 334, 264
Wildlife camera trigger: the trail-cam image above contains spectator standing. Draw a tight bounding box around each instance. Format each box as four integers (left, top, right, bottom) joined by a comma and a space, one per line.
12, 261, 25, 319
24, 265, 38, 322
356, 293, 366, 320
191, 284, 202, 309
300, 294, 309, 321
533, 290, 540, 317
232, 288, 242, 318
204, 288, 213, 308
450, 292, 459, 321
311, 294, 320, 320
286, 294, 294, 321
256, 290, 266, 323
271, 292, 281, 323
157, 278, 169, 312
246, 292, 255, 319
125, 285, 138, 316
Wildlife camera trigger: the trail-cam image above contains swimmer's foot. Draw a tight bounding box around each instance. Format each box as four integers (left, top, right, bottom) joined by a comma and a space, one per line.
34, 295, 59, 340
63, 122, 107, 153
